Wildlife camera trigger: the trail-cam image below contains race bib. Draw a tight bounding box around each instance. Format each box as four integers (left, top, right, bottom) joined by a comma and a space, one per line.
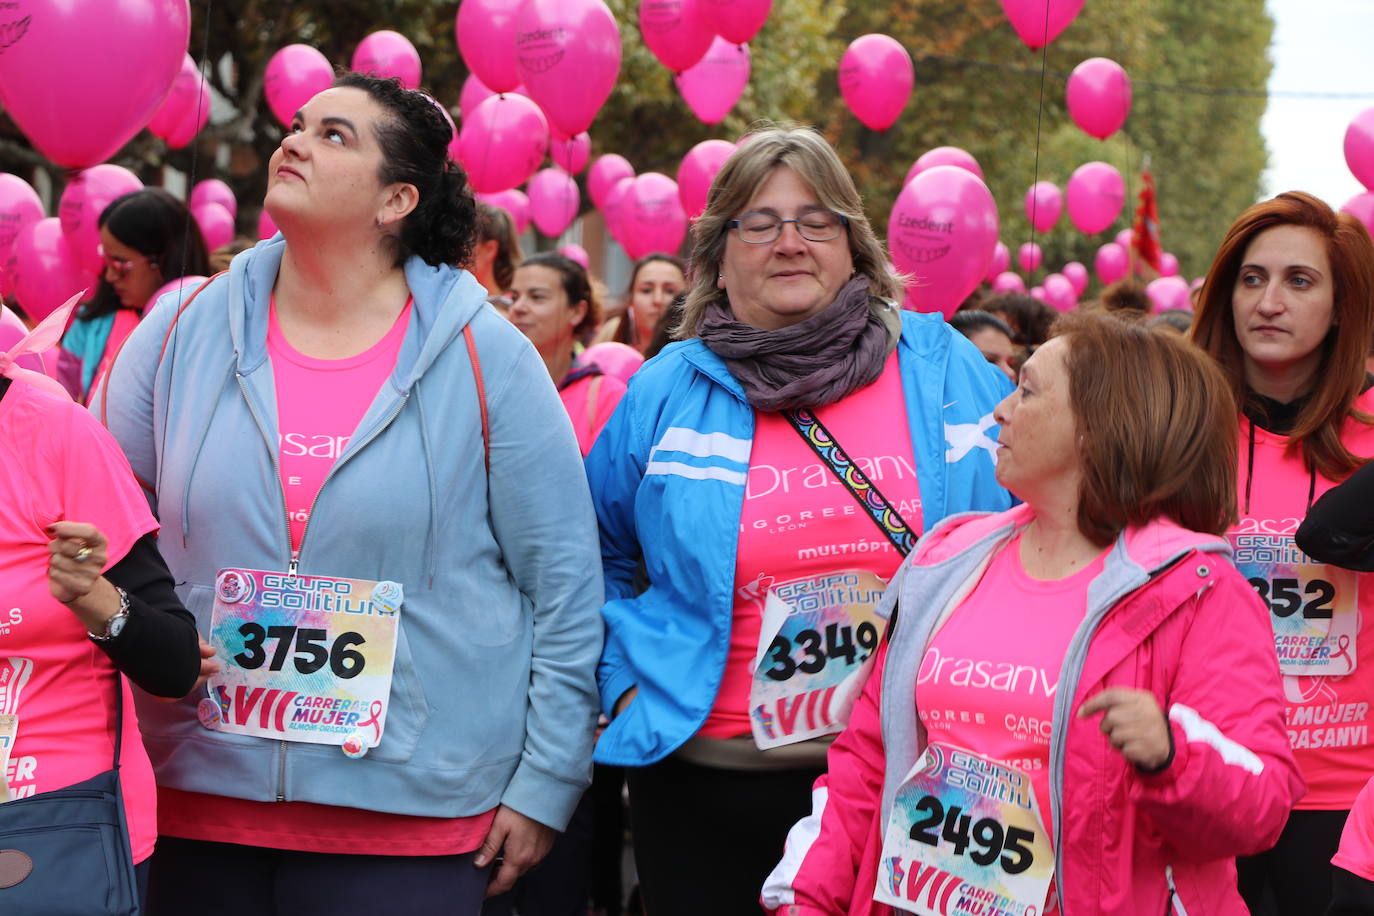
1230, 534, 1359, 676
203, 569, 404, 755
0, 658, 31, 805
0, 714, 16, 803
875, 743, 1054, 916
749, 570, 884, 750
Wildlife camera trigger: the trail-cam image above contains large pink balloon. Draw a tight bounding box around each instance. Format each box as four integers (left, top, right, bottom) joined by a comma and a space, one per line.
991, 271, 1026, 294
601, 176, 636, 244
621, 173, 687, 259
147, 54, 201, 139
1000, 0, 1084, 48
1062, 261, 1088, 296
984, 242, 1010, 283
0, 0, 189, 169
1017, 242, 1042, 274
459, 74, 530, 122
1065, 161, 1125, 234
550, 130, 592, 174
1146, 276, 1190, 311
1042, 273, 1076, 312
258, 209, 278, 240
476, 189, 531, 236
515, 0, 622, 137
527, 168, 580, 237
906, 147, 984, 184
1341, 191, 1374, 236
0, 175, 44, 268
193, 202, 236, 252
264, 44, 334, 128
458, 94, 550, 193
11, 219, 89, 322
456, 0, 524, 94
582, 342, 645, 384
1344, 107, 1374, 192
162, 78, 211, 149
1029, 285, 1047, 303
677, 139, 736, 218
1095, 242, 1129, 285
639, 0, 714, 73
889, 166, 999, 318
1158, 252, 1180, 278
147, 275, 208, 314
675, 37, 751, 125
1066, 58, 1131, 140
191, 179, 237, 221
705, 0, 772, 44
838, 34, 914, 132
1024, 181, 1062, 234
352, 30, 422, 89
559, 243, 591, 270
589, 155, 635, 210
1115, 228, 1133, 249
58, 165, 144, 276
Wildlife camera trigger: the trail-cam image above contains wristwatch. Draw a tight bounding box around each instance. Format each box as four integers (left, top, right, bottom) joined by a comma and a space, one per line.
88, 586, 131, 642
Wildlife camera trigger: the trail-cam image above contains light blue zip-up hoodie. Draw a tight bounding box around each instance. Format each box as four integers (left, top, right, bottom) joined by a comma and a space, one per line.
587, 310, 1012, 766
95, 236, 603, 831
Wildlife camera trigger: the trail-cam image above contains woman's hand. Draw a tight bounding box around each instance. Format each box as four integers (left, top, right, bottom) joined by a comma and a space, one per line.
1078, 687, 1173, 772
46, 521, 109, 605
474, 804, 557, 897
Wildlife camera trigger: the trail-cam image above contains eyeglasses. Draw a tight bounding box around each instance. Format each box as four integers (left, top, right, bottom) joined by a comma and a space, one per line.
727, 210, 849, 244
97, 244, 156, 277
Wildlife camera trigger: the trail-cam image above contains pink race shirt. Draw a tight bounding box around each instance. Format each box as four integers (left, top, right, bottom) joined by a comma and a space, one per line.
0, 381, 160, 862
1232, 389, 1374, 809
702, 352, 922, 737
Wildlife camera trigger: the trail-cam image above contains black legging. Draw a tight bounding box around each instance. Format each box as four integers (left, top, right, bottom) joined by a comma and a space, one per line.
1238, 808, 1349, 916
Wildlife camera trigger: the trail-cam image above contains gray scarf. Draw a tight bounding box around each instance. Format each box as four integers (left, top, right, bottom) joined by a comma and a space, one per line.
698, 276, 895, 411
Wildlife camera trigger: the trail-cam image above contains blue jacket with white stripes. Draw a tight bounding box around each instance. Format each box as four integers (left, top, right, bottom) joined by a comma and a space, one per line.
586, 309, 1013, 766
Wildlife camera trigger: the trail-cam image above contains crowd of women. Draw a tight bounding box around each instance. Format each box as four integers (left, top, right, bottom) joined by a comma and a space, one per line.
3, 71, 1374, 916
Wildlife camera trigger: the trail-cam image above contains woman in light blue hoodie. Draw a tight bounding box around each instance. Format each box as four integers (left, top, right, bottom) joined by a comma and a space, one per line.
95, 73, 603, 916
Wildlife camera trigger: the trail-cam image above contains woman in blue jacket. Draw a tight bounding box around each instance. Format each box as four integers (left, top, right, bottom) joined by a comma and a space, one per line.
585, 127, 1011, 915
97, 74, 603, 915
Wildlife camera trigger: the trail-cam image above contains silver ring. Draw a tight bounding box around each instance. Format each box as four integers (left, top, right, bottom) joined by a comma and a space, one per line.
74, 546, 93, 563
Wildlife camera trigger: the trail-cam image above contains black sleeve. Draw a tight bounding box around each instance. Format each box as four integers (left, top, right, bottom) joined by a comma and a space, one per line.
1327, 867, 1374, 916
98, 532, 201, 698
1297, 461, 1374, 572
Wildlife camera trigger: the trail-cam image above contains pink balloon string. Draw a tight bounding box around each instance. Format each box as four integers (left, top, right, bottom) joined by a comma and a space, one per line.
0, 290, 85, 400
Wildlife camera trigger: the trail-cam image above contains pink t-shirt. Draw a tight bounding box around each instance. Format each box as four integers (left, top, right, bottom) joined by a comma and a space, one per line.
156, 297, 496, 855
0, 381, 160, 862
1232, 389, 1374, 809
702, 352, 922, 738
559, 368, 627, 457
1334, 775, 1374, 881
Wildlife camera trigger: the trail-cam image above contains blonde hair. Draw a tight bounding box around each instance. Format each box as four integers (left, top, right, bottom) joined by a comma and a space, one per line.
676, 125, 904, 338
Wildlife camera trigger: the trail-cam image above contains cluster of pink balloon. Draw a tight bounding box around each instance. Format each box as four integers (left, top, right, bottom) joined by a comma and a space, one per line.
634, 0, 767, 124
1343, 107, 1374, 236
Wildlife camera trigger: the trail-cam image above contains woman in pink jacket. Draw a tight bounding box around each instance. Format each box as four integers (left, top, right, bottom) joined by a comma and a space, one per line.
763, 312, 1303, 916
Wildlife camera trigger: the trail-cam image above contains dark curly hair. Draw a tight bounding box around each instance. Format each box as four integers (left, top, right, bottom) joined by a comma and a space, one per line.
333, 72, 476, 269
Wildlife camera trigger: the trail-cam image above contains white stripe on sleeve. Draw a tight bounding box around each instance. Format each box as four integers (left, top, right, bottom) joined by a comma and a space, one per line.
1169, 703, 1264, 775
760, 785, 828, 909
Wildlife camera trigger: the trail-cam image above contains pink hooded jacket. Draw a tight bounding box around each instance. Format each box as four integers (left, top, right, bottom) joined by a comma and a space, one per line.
763, 504, 1304, 916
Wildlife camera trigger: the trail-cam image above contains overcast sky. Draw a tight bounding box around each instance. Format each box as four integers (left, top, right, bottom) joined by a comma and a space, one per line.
1260, 0, 1373, 208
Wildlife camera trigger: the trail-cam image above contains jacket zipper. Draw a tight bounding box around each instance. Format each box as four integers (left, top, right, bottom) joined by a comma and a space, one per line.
1164, 865, 1188, 915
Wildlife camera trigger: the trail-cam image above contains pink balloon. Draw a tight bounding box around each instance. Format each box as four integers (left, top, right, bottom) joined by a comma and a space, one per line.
1042, 273, 1076, 312
984, 242, 1011, 284
890, 166, 999, 318
1146, 276, 1190, 311
675, 37, 751, 125
1065, 161, 1125, 234
515, 0, 622, 137
1344, 107, 1374, 192
1062, 261, 1088, 296
527, 168, 581, 237
1095, 242, 1129, 285
11, 219, 89, 322
1066, 57, 1131, 140
257, 209, 278, 240
458, 94, 550, 194
1029, 285, 1047, 302
162, 78, 211, 149
1341, 191, 1374, 236
58, 165, 144, 276
582, 341, 645, 384
1000, 0, 1084, 48
456, 0, 524, 94
705, 0, 772, 44
193, 202, 235, 252
906, 147, 984, 184
191, 179, 237, 221
264, 44, 334, 128
1024, 181, 1062, 234
639, 0, 714, 73
147, 54, 201, 139
476, 189, 531, 236
352, 30, 422, 90
559, 243, 591, 270
0, 0, 189, 169
838, 34, 914, 132
148, 275, 208, 314
1158, 252, 1180, 278
0, 174, 44, 267
621, 173, 687, 259
677, 139, 736, 218
602, 176, 637, 244
550, 131, 592, 174
0, 306, 47, 375
459, 74, 530, 122
991, 271, 1026, 294
1017, 242, 1042, 274
589, 155, 635, 210
1190, 277, 1205, 292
